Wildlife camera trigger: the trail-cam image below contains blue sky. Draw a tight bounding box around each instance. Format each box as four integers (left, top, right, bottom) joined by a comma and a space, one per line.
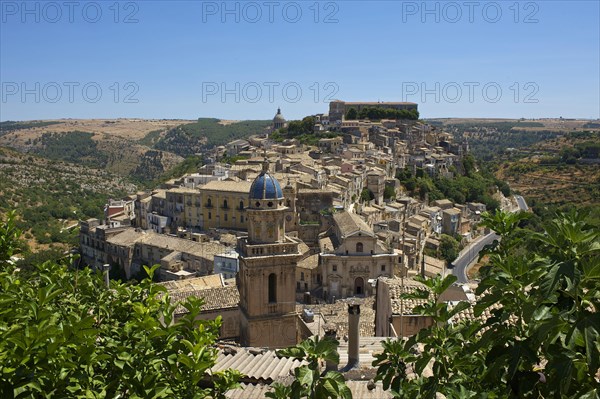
1, 0, 599, 121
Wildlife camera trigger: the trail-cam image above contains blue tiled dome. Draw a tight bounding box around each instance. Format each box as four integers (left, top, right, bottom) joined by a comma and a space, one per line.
249, 172, 283, 200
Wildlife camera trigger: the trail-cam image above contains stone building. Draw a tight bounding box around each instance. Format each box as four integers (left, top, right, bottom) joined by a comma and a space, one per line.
329, 100, 418, 123
320, 211, 399, 300
237, 160, 304, 348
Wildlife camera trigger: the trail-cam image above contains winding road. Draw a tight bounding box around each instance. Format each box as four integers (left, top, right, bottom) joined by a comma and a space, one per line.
450, 195, 528, 283
451, 232, 500, 283
515, 195, 529, 211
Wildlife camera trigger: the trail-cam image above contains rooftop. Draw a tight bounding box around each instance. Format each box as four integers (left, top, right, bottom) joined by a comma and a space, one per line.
213, 346, 306, 384
381, 277, 433, 315
168, 285, 240, 314
159, 274, 224, 292
249, 171, 284, 200
201, 180, 253, 193
333, 211, 375, 238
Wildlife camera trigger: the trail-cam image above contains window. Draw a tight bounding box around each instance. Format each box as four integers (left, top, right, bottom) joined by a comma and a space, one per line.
208, 212, 212, 220
332, 265, 337, 272
224, 214, 228, 221
239, 200, 244, 210
241, 216, 244, 223
207, 198, 212, 207
356, 242, 363, 253
268, 273, 277, 303
381, 265, 386, 272
296, 282, 301, 291
300, 272, 305, 281
223, 200, 228, 209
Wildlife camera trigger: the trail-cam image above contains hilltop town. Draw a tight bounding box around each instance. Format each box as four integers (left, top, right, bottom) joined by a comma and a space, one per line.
74, 101, 528, 388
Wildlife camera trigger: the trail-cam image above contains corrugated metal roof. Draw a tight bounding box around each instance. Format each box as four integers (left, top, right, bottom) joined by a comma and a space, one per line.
212, 347, 307, 383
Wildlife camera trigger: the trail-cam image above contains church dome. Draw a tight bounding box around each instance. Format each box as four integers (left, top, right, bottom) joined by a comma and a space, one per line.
249, 171, 284, 200
273, 107, 286, 122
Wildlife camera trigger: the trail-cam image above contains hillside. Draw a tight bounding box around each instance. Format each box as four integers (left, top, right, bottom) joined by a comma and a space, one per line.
0, 118, 273, 253
0, 118, 271, 180
0, 146, 137, 251
153, 118, 271, 156
0, 119, 191, 183
426, 118, 597, 161
495, 131, 600, 210
428, 118, 600, 224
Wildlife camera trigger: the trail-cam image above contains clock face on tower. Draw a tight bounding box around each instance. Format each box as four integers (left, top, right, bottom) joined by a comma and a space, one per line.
286, 215, 292, 222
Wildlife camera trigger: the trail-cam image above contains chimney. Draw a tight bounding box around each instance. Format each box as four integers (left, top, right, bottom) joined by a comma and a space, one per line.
347, 304, 360, 369
324, 325, 339, 372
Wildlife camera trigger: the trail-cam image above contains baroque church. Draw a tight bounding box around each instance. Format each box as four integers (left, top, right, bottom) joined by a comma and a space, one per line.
237, 159, 303, 348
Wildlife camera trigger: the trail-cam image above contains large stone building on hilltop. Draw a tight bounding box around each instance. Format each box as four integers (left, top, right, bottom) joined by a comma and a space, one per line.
329, 100, 418, 123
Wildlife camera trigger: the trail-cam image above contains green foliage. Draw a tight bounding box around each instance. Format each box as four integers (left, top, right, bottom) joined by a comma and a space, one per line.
268, 336, 352, 399
356, 108, 419, 121
383, 186, 396, 201
439, 234, 460, 264
0, 121, 62, 137
448, 122, 557, 161
137, 129, 164, 147
275, 116, 344, 146
220, 154, 248, 165
285, 116, 317, 137
157, 155, 204, 183
36, 131, 108, 168
396, 160, 503, 211
345, 108, 358, 120
360, 188, 374, 203
154, 119, 270, 157
374, 210, 600, 398
560, 140, 600, 163
0, 217, 241, 398
0, 212, 21, 265
270, 129, 284, 143
0, 152, 128, 245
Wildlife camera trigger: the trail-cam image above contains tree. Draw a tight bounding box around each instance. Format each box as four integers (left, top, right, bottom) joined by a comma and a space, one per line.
267, 336, 352, 399
0, 211, 21, 265
0, 213, 241, 398
438, 234, 460, 264
373, 210, 600, 398
383, 186, 396, 201
360, 188, 374, 203
345, 108, 358, 120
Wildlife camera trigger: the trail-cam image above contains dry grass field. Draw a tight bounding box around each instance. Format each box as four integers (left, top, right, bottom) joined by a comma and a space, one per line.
0, 119, 195, 148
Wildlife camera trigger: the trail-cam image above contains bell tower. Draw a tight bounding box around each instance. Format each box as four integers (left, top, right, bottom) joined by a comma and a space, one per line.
238, 160, 300, 348
282, 178, 297, 233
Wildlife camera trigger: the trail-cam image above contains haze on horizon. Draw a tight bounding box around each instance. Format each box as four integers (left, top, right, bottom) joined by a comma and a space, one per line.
1, 1, 599, 121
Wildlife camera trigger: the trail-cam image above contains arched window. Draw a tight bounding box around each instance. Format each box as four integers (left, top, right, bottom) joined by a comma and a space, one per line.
239, 200, 244, 210
223, 199, 228, 209
207, 198, 212, 207
356, 242, 363, 253
268, 273, 277, 303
